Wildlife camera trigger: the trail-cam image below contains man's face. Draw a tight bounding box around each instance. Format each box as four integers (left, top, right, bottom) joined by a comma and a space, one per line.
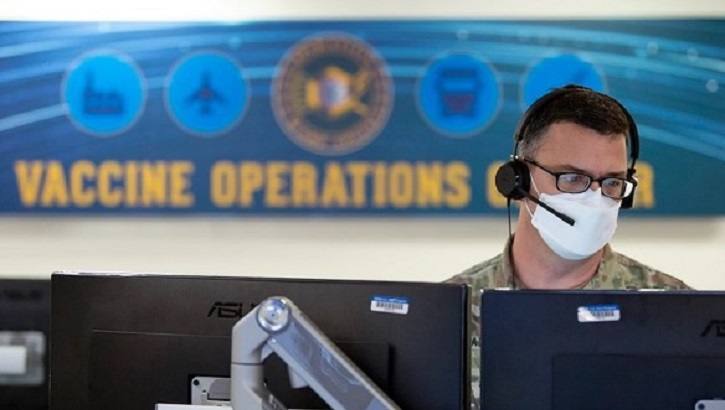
528, 121, 629, 197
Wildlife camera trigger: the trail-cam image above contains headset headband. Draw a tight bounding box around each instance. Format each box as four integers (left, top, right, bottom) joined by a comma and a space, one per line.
514, 85, 639, 168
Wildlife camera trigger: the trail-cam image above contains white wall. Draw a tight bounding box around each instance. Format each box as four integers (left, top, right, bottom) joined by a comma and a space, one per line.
0, 0, 723, 289
2, 0, 725, 20
1, 216, 724, 290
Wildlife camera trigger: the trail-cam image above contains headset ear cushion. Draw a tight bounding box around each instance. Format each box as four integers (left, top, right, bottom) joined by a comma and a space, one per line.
495, 160, 530, 200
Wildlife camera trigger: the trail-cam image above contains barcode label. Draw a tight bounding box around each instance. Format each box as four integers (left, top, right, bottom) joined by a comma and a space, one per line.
370, 296, 409, 315
577, 304, 621, 322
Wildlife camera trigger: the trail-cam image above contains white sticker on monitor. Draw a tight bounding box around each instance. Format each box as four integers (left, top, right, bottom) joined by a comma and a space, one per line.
370, 295, 409, 315
0, 346, 27, 375
0, 331, 45, 385
577, 304, 621, 323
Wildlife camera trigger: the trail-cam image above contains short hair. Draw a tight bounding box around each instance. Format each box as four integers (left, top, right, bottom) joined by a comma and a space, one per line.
517, 86, 631, 159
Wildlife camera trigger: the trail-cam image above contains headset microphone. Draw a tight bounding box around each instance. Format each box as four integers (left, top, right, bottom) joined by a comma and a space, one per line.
519, 190, 575, 226
495, 161, 575, 226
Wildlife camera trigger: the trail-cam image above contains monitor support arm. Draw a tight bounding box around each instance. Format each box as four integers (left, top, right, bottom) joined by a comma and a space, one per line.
157, 296, 400, 410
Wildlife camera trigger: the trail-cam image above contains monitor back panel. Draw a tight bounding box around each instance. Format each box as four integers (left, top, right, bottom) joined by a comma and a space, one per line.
51, 273, 469, 410
480, 290, 725, 410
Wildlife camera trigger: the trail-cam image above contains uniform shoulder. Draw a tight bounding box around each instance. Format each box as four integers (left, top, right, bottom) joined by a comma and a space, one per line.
613, 251, 693, 290
443, 253, 503, 287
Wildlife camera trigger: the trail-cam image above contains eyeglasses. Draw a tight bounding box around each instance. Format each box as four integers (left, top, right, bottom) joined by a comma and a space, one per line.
523, 159, 636, 200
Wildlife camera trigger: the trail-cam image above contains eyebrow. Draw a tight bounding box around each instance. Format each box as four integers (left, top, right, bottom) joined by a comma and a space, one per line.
554, 164, 628, 178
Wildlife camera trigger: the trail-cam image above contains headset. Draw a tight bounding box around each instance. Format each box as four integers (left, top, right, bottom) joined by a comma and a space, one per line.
494, 84, 640, 210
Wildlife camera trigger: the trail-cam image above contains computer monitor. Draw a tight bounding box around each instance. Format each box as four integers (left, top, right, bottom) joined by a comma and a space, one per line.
0, 278, 50, 410
50, 271, 470, 410
479, 289, 725, 410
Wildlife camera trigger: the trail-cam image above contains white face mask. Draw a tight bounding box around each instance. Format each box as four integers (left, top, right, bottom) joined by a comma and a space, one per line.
525, 179, 621, 260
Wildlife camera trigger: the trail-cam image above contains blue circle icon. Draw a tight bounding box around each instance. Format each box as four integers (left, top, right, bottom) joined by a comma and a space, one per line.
417, 53, 501, 137
62, 51, 146, 137
522, 54, 606, 108
165, 52, 248, 137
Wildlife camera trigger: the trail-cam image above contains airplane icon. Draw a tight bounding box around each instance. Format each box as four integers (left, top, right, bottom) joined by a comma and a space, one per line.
186, 71, 226, 115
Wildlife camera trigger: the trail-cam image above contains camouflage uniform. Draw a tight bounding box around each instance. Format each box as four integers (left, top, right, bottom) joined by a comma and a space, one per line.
444, 239, 692, 410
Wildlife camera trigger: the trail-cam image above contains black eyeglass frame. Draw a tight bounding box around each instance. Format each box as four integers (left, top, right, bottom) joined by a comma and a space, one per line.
522, 158, 637, 200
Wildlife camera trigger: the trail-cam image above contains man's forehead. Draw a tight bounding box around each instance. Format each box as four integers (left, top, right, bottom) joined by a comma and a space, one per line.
534, 124, 629, 172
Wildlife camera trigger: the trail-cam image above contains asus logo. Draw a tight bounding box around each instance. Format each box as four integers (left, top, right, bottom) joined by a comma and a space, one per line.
700, 320, 725, 337
207, 302, 258, 319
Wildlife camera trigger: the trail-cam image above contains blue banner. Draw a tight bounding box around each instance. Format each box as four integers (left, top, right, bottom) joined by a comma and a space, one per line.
0, 20, 723, 215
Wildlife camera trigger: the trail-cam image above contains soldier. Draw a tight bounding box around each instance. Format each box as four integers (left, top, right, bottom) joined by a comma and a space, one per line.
444, 84, 692, 409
